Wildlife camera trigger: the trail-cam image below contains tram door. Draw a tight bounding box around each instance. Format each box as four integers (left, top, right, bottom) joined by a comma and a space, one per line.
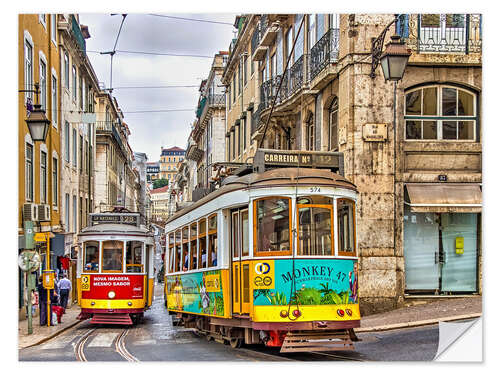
231, 208, 251, 315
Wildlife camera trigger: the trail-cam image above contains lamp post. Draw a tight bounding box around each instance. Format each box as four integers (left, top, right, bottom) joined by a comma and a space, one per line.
22, 83, 51, 142
370, 16, 411, 285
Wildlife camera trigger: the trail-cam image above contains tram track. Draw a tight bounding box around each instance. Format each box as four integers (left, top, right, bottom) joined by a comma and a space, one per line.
74, 326, 139, 362
241, 345, 365, 361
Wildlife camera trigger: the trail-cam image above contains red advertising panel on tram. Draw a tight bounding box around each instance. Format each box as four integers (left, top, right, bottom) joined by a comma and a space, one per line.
81, 274, 144, 299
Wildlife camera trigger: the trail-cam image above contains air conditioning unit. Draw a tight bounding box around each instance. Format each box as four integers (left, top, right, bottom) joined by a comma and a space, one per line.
23, 203, 39, 222
38, 204, 51, 222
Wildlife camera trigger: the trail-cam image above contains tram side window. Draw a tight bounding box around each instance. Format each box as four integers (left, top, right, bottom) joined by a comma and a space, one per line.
182, 226, 189, 271
168, 233, 174, 273
175, 230, 181, 272
199, 219, 207, 268
84, 241, 99, 272
254, 197, 291, 255
190, 222, 198, 269
338, 199, 356, 256
102, 240, 124, 272
297, 196, 334, 256
208, 214, 217, 267
126, 241, 143, 273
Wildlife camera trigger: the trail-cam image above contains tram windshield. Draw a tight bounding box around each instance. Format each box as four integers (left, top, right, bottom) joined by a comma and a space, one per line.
255, 197, 291, 254
102, 240, 124, 272
126, 241, 143, 273
338, 199, 356, 256
84, 241, 99, 272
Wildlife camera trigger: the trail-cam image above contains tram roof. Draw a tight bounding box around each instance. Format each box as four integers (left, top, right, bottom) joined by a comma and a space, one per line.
166, 167, 357, 224
79, 223, 151, 236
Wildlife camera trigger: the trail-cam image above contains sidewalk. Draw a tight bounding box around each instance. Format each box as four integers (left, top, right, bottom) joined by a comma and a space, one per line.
18, 305, 83, 349
356, 296, 482, 333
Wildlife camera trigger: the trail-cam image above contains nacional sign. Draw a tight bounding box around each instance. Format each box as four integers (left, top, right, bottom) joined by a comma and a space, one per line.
90, 213, 140, 226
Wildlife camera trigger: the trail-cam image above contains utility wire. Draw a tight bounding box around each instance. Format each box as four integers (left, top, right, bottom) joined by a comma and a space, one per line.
148, 14, 234, 26
87, 49, 214, 58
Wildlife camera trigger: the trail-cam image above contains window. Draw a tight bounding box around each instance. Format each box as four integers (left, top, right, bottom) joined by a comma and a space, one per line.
316, 14, 325, 41
51, 75, 57, 128
238, 62, 241, 94
64, 122, 70, 162
102, 240, 123, 272
254, 197, 291, 255
181, 226, 189, 271
65, 193, 69, 229
25, 143, 33, 201
337, 199, 356, 256
190, 223, 198, 269
72, 128, 77, 166
85, 140, 89, 174
79, 75, 83, 110
208, 214, 217, 267
25, 39, 33, 102
126, 241, 143, 273
83, 241, 99, 272
243, 55, 248, 85
72, 65, 77, 101
405, 85, 477, 141
39, 14, 46, 28
297, 196, 334, 256
294, 14, 304, 62
39, 60, 47, 111
232, 73, 236, 102
306, 113, 314, 150
198, 219, 207, 268
308, 14, 316, 52
276, 30, 283, 75
329, 97, 339, 150
51, 14, 57, 43
72, 195, 77, 232
64, 52, 69, 89
40, 151, 47, 203
52, 157, 58, 207
79, 135, 83, 172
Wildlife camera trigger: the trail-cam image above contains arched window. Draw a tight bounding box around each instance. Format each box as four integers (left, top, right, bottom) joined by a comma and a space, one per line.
328, 97, 339, 150
305, 112, 314, 151
405, 85, 477, 141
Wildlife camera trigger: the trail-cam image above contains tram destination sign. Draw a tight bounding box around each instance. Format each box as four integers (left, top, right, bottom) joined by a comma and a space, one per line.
89, 213, 140, 227
254, 149, 344, 175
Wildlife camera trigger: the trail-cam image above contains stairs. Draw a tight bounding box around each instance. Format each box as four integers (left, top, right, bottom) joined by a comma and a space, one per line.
90, 313, 133, 325
280, 330, 355, 353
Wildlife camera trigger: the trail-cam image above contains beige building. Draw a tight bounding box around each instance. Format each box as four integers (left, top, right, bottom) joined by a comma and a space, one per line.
222, 14, 482, 314
159, 146, 185, 182
150, 185, 170, 224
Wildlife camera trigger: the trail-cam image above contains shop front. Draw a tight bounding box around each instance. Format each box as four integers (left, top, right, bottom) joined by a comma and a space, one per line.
403, 183, 481, 294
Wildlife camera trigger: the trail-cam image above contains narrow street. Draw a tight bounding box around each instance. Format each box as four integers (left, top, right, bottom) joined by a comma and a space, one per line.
19, 283, 440, 362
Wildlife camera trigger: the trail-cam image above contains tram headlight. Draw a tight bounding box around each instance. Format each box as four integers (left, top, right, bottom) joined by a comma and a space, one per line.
128, 302, 132, 306
108, 291, 116, 299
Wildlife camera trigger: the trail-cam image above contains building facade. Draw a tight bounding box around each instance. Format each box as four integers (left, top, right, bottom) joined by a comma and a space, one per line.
222, 14, 482, 314
159, 146, 185, 182
146, 161, 160, 188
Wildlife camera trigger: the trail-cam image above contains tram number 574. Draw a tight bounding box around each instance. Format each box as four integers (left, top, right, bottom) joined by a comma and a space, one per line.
309, 187, 321, 193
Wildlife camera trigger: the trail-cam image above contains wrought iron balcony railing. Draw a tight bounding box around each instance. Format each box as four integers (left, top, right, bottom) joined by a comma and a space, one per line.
207, 93, 226, 107
287, 54, 308, 97
310, 28, 340, 80
251, 23, 262, 57
398, 14, 482, 54
260, 74, 283, 109
251, 103, 264, 134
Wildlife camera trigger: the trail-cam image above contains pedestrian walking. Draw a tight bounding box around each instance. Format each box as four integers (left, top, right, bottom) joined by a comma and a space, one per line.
57, 273, 72, 311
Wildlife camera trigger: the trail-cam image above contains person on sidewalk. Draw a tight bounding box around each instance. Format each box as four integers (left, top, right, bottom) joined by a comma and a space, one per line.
37, 276, 56, 326
57, 273, 72, 311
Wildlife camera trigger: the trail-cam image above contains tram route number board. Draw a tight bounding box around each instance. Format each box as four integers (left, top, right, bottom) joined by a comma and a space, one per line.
252, 260, 275, 290
81, 275, 91, 291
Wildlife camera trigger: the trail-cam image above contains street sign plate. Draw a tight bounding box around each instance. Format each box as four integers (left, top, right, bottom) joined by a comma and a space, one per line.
34, 233, 47, 242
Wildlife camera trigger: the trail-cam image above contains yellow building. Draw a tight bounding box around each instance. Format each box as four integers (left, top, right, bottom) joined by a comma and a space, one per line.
18, 14, 61, 317
159, 146, 185, 182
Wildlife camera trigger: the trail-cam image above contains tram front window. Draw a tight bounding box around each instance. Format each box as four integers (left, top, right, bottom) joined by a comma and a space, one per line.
298, 205, 333, 256
126, 241, 143, 273
84, 241, 99, 272
102, 240, 124, 272
255, 197, 291, 255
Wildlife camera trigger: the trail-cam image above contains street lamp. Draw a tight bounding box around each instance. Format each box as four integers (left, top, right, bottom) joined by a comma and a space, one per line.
23, 83, 51, 142
379, 35, 411, 82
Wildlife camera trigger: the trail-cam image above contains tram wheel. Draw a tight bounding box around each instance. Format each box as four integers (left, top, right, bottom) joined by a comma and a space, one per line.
229, 338, 243, 349
205, 333, 213, 341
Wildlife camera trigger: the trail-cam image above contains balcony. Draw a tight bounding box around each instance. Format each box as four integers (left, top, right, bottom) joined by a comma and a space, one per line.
310, 28, 340, 81
71, 15, 86, 55
259, 15, 280, 46
251, 24, 266, 61
399, 14, 482, 55
208, 93, 225, 108
96, 121, 126, 157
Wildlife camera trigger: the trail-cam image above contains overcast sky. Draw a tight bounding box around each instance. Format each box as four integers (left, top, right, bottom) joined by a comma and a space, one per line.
78, 13, 237, 162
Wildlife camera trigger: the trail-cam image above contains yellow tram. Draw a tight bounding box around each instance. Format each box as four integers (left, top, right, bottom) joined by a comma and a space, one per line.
76, 210, 155, 325
164, 150, 359, 352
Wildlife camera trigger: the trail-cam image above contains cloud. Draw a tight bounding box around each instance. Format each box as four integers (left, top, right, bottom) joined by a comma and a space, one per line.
79, 12, 237, 160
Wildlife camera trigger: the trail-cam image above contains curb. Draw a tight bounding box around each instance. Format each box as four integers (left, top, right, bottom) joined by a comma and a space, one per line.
19, 318, 86, 350
355, 313, 482, 333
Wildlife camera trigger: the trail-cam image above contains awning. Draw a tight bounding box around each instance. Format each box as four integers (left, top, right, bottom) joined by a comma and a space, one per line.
405, 183, 482, 213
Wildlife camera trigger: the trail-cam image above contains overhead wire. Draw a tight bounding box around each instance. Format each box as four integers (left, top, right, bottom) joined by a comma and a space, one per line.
147, 14, 234, 26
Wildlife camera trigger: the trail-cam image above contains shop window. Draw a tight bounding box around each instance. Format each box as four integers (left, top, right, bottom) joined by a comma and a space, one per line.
102, 240, 123, 272
126, 241, 143, 273
405, 85, 477, 141
337, 199, 356, 256
83, 241, 99, 272
254, 197, 291, 255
